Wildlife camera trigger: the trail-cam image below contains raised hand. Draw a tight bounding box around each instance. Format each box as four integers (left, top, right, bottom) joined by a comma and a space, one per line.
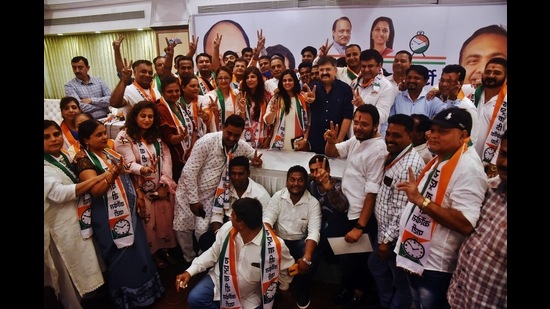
256, 29, 266, 52
396, 166, 423, 206
112, 35, 124, 50
313, 157, 332, 190
251, 150, 263, 167
352, 88, 364, 107
213, 33, 222, 50
121, 58, 133, 82
318, 38, 333, 57
188, 34, 199, 56
303, 83, 316, 103
236, 91, 247, 113
323, 121, 339, 144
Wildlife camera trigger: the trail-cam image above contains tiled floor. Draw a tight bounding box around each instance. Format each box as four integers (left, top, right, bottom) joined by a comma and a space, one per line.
45, 254, 380, 309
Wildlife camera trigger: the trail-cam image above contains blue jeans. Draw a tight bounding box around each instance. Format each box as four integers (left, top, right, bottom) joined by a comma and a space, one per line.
407, 270, 451, 309
283, 238, 319, 299
187, 275, 218, 309
367, 243, 412, 309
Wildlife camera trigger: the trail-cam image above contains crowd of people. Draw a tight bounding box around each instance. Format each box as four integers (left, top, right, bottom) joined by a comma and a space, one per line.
44, 24, 507, 309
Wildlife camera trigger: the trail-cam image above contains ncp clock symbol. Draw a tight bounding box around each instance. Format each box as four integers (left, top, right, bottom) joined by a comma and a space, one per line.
403, 238, 425, 259
113, 219, 131, 236
409, 31, 430, 56
80, 208, 92, 226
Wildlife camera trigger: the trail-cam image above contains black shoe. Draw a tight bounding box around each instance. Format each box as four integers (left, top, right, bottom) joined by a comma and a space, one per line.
296, 292, 310, 309
332, 288, 352, 305
341, 293, 362, 309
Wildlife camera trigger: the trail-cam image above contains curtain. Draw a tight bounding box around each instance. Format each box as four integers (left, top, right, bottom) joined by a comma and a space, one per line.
44, 30, 157, 99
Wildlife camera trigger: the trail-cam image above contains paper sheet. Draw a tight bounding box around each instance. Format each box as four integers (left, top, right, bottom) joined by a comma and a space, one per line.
327, 234, 373, 255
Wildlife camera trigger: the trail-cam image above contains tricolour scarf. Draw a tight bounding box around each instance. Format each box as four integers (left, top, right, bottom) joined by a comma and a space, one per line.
243, 95, 268, 148
271, 95, 308, 150
212, 142, 238, 216
44, 149, 93, 239
86, 148, 134, 248
133, 80, 157, 102
160, 97, 194, 152
396, 142, 467, 275
219, 224, 282, 309
197, 71, 216, 95
60, 120, 80, 156
479, 84, 507, 164
214, 88, 237, 131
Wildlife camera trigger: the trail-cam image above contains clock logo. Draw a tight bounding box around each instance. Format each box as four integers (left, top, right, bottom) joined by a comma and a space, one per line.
263, 281, 278, 303
483, 147, 496, 161
113, 219, 131, 237
409, 31, 430, 56
80, 208, 92, 227
403, 238, 425, 260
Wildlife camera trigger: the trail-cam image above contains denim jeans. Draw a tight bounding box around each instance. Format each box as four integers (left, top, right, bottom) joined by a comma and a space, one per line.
367, 243, 412, 309
283, 238, 319, 299
187, 275, 218, 309
407, 270, 451, 309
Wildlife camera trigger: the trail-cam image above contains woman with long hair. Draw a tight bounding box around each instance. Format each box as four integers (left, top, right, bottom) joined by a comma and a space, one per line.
114, 100, 179, 269
236, 66, 273, 148
203, 66, 239, 132
59, 96, 82, 158
76, 119, 164, 308
263, 69, 311, 151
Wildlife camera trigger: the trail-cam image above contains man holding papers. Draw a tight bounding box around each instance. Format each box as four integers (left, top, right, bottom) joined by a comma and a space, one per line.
324, 104, 387, 309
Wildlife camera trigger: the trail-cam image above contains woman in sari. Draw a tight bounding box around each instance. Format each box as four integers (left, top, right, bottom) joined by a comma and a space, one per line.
236, 66, 273, 148
44, 119, 105, 309
263, 69, 311, 151
114, 100, 178, 269
76, 119, 164, 308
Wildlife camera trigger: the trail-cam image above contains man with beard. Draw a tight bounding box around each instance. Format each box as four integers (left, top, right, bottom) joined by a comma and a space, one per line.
263, 165, 322, 309
110, 59, 161, 119
324, 104, 387, 308
308, 56, 354, 154
172, 115, 264, 264
368, 114, 425, 309
472, 57, 507, 178
381, 65, 448, 139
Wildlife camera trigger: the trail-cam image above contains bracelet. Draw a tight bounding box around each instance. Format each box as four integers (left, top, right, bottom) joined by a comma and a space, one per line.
354, 223, 365, 230
302, 257, 312, 266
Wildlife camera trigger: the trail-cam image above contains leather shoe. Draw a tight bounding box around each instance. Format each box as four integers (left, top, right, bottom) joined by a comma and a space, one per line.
332, 288, 351, 305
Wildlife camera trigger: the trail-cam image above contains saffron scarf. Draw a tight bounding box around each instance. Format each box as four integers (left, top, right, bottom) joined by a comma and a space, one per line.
212, 142, 238, 216
132, 80, 157, 102
197, 71, 216, 95
214, 88, 237, 131
44, 149, 93, 239
480, 84, 507, 164
271, 95, 308, 150
396, 142, 467, 275
219, 224, 282, 309
86, 148, 135, 248
60, 120, 80, 156
159, 97, 194, 152
243, 95, 268, 148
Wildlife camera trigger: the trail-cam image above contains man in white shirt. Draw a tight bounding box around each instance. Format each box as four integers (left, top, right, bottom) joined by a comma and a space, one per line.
198, 155, 271, 252
263, 165, 322, 309
175, 197, 295, 309
109, 59, 162, 118
324, 103, 387, 308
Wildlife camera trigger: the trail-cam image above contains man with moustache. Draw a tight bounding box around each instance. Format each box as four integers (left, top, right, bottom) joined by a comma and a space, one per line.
394, 108, 486, 309
110, 59, 161, 119
368, 114, 425, 309
472, 57, 507, 178
263, 165, 322, 309
195, 53, 217, 95
308, 56, 354, 154
324, 104, 387, 308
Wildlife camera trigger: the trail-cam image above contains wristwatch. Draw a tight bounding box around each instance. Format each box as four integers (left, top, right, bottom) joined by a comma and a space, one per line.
354, 223, 365, 230
302, 257, 312, 266
420, 197, 431, 209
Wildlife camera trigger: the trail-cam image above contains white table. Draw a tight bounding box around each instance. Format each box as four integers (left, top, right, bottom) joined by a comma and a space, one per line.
249, 149, 346, 195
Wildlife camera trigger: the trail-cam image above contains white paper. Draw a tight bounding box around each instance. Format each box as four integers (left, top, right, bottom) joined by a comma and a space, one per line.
327, 234, 373, 255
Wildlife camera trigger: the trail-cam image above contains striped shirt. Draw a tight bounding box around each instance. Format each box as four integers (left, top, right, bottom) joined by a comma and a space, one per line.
64, 76, 112, 119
